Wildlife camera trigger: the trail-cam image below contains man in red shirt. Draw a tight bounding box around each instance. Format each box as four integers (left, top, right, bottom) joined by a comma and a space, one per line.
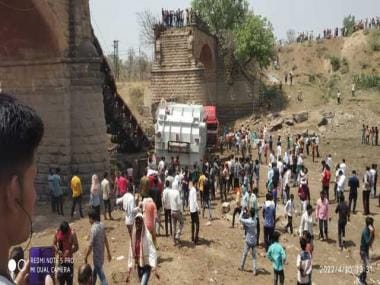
53, 221, 79, 285
117, 172, 128, 197
321, 163, 331, 200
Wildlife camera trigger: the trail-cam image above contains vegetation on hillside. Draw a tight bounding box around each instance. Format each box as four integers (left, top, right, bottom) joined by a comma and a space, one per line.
191, 0, 275, 71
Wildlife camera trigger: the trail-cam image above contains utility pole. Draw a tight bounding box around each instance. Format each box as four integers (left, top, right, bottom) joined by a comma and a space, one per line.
113, 40, 119, 80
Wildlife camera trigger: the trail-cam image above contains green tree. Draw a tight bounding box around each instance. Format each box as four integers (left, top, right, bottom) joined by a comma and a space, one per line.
191, 0, 248, 36
234, 13, 275, 69
343, 14, 356, 36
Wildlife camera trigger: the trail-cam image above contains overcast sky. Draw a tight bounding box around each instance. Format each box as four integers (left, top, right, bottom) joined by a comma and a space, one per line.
89, 0, 380, 58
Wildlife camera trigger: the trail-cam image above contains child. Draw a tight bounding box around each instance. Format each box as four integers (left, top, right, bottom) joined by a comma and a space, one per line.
297, 238, 312, 285
267, 231, 287, 285
284, 194, 295, 234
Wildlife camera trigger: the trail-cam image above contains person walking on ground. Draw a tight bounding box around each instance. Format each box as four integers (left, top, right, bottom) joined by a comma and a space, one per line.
335, 195, 350, 250
232, 179, 242, 228
299, 204, 314, 238
169, 182, 183, 245
101, 172, 113, 220
202, 173, 213, 221
321, 164, 331, 200
316, 191, 330, 241
361, 124, 366, 144
348, 170, 359, 214
143, 197, 159, 248
53, 168, 64, 216
284, 194, 295, 234
162, 180, 172, 237
90, 174, 101, 221
357, 217, 375, 285
198, 172, 206, 207
352, 82, 356, 97
336, 170, 346, 203
71, 172, 84, 218
238, 208, 258, 275
267, 231, 287, 285
126, 213, 159, 285
296, 238, 312, 285
370, 164, 377, 198
116, 190, 137, 240
363, 167, 372, 215
140, 170, 150, 201
337, 89, 341, 104
53, 221, 79, 285
263, 193, 276, 252
189, 178, 200, 244
84, 209, 112, 285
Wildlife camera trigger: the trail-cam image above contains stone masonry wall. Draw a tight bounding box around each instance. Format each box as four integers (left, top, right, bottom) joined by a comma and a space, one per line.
0, 0, 110, 199
151, 25, 257, 123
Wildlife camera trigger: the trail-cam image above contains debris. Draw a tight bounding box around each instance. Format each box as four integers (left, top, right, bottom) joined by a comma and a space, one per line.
293, 112, 309, 123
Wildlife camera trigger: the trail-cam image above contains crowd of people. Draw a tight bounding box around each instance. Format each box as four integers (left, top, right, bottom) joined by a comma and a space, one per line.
288, 16, 380, 43
361, 125, 379, 146
0, 93, 378, 285
161, 8, 196, 28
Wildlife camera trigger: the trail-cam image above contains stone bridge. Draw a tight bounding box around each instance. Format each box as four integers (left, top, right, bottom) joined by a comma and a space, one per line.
0, 0, 146, 198
151, 19, 258, 122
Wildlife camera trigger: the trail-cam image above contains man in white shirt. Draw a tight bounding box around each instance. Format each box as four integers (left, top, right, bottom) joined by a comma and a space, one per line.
326, 154, 333, 171
116, 191, 138, 239
299, 204, 314, 237
169, 184, 183, 245
162, 180, 172, 236
101, 172, 113, 220
339, 159, 347, 175
284, 194, 295, 234
189, 179, 200, 244
370, 164, 377, 198
336, 170, 346, 202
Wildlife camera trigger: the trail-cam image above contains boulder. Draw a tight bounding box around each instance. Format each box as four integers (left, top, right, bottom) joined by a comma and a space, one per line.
322, 111, 335, 119
318, 117, 328, 126
269, 118, 284, 131
221, 202, 231, 214
284, 118, 295, 126
293, 112, 309, 123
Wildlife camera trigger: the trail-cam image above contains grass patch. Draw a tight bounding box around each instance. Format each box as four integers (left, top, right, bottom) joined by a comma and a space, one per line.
354, 74, 380, 90
341, 57, 349, 74
368, 29, 380, 51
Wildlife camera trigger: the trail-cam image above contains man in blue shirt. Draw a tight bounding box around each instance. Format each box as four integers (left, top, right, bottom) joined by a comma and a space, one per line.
358, 217, 375, 285
348, 170, 359, 214
238, 208, 258, 275
263, 192, 276, 252
267, 231, 287, 285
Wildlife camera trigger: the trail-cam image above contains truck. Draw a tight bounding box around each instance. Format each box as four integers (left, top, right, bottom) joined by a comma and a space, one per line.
154, 101, 219, 166
203, 105, 219, 148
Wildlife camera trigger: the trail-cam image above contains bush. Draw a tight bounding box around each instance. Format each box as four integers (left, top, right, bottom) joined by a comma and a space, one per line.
341, 57, 349, 74
308, 74, 316, 83
354, 74, 380, 90
330, 56, 341, 72
368, 29, 380, 51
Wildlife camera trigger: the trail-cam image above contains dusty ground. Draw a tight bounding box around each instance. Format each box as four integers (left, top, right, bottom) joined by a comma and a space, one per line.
19, 31, 380, 285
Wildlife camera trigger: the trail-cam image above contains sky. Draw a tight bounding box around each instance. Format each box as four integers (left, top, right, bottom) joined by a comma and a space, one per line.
89, 0, 380, 58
